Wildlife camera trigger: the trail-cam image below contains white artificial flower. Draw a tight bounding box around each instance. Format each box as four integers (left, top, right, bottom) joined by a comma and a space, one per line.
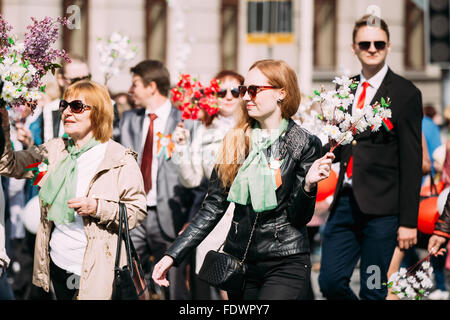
422, 261, 430, 269
398, 268, 407, 277
334, 109, 345, 122
405, 286, 416, 299
415, 271, 426, 280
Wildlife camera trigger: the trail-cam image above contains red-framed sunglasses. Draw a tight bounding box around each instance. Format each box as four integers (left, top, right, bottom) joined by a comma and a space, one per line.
238, 85, 279, 99
59, 100, 92, 114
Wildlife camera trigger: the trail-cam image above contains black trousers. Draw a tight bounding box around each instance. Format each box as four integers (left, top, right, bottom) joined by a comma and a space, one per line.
130, 206, 190, 300
50, 259, 80, 300
227, 253, 311, 300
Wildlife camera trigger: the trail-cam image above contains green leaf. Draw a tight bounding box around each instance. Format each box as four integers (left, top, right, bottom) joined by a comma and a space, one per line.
40, 85, 46, 93
350, 83, 358, 89
314, 90, 321, 96
8, 37, 14, 45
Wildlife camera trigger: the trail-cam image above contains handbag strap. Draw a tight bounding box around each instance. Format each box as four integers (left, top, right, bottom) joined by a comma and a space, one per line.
239, 213, 259, 264
114, 203, 134, 275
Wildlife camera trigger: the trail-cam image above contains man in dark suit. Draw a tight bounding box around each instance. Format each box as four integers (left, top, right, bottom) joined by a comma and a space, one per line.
119, 60, 196, 300
318, 15, 423, 300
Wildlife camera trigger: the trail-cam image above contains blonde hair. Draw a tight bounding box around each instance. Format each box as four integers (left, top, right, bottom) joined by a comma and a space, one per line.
63, 80, 114, 143
216, 59, 301, 188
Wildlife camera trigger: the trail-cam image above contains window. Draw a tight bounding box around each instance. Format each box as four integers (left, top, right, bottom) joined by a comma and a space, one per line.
405, 0, 425, 70
62, 0, 89, 61
221, 0, 239, 70
313, 0, 337, 70
145, 0, 167, 63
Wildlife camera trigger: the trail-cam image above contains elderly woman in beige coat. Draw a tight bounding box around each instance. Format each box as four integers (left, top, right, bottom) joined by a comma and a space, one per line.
0, 80, 147, 300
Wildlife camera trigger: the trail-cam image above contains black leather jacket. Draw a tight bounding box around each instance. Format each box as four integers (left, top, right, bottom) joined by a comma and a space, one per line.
166, 119, 322, 266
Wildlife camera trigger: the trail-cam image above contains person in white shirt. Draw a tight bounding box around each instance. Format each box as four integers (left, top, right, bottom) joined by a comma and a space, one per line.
0, 80, 147, 299
172, 70, 244, 299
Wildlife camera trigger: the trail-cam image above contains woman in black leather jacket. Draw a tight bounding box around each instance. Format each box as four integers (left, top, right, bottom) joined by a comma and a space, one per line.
152, 59, 334, 300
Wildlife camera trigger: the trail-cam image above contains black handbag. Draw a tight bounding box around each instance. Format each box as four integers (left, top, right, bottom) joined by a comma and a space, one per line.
111, 203, 150, 300
198, 213, 259, 292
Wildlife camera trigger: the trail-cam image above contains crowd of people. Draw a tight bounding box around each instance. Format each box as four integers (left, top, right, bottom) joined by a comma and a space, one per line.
0, 14, 449, 301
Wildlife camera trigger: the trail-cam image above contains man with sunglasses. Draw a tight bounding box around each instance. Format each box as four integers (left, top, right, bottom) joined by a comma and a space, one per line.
318, 14, 423, 300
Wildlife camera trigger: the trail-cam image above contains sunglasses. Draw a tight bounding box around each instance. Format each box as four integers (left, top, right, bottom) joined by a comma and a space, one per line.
59, 100, 92, 114
357, 41, 387, 51
217, 87, 240, 99
238, 85, 279, 99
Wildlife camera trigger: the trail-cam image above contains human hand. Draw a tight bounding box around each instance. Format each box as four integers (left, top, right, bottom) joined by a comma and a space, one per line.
305, 152, 335, 192
428, 235, 447, 257
152, 255, 174, 287
67, 197, 98, 216
15, 122, 33, 148
173, 122, 190, 145
397, 227, 417, 250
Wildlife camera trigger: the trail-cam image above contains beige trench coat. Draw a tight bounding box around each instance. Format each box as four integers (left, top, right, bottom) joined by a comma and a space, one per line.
0, 123, 147, 299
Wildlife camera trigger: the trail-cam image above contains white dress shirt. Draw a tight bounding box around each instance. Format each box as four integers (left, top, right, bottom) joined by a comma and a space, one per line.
139, 99, 172, 207
343, 64, 389, 186
49, 141, 108, 275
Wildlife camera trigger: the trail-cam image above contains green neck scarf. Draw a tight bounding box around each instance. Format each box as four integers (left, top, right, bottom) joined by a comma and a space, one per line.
227, 118, 289, 212
39, 137, 101, 224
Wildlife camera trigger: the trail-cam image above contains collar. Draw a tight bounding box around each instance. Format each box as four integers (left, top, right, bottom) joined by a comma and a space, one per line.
145, 98, 172, 120
359, 64, 389, 90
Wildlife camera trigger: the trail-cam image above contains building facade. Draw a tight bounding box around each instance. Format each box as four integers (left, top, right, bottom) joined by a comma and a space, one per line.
0, 0, 444, 112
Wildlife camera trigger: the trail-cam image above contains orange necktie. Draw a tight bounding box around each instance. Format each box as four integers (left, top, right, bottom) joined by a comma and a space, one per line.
346, 81, 370, 179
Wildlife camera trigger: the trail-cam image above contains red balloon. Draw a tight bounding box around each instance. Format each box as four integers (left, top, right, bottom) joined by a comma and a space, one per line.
418, 197, 440, 235
316, 169, 338, 202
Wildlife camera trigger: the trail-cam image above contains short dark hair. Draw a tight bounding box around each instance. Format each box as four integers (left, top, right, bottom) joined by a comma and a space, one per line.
214, 70, 245, 85
353, 14, 390, 43
130, 60, 170, 97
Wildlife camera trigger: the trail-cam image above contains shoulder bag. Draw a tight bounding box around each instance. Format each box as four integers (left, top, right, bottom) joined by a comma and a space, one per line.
111, 203, 151, 300
198, 213, 259, 292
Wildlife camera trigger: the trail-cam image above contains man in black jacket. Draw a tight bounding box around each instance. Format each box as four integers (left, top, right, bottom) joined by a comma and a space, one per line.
318, 15, 423, 300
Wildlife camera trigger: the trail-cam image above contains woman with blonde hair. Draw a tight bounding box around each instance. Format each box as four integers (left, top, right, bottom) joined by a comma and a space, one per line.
153, 59, 334, 300
0, 80, 147, 299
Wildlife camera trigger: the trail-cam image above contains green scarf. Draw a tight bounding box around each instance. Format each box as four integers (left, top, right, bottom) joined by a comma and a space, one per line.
227, 118, 289, 212
39, 137, 101, 224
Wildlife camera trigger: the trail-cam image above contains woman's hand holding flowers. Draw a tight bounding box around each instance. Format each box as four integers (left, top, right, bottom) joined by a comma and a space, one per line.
304, 152, 335, 192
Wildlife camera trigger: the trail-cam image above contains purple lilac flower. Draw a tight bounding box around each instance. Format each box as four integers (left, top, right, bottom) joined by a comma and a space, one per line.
0, 14, 12, 57
23, 16, 71, 87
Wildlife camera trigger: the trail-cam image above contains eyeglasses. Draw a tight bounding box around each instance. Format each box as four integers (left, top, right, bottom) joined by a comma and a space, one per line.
357, 41, 387, 51
217, 87, 240, 99
238, 85, 279, 100
59, 100, 92, 114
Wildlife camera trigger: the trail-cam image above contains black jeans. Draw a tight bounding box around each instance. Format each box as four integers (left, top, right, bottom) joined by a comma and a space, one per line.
50, 259, 79, 300
227, 253, 311, 300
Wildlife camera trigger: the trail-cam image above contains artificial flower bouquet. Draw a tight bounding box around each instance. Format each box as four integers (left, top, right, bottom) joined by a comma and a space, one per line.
170, 73, 221, 120
0, 15, 70, 116
386, 251, 435, 300
96, 32, 137, 85
311, 76, 392, 152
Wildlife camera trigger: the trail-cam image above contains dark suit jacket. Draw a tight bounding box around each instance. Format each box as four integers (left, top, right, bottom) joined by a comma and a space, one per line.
118, 105, 197, 240
328, 68, 423, 228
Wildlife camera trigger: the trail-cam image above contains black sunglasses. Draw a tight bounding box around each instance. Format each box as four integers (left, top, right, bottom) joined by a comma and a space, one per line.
217, 87, 240, 98
357, 41, 387, 51
238, 85, 279, 100
59, 100, 92, 114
